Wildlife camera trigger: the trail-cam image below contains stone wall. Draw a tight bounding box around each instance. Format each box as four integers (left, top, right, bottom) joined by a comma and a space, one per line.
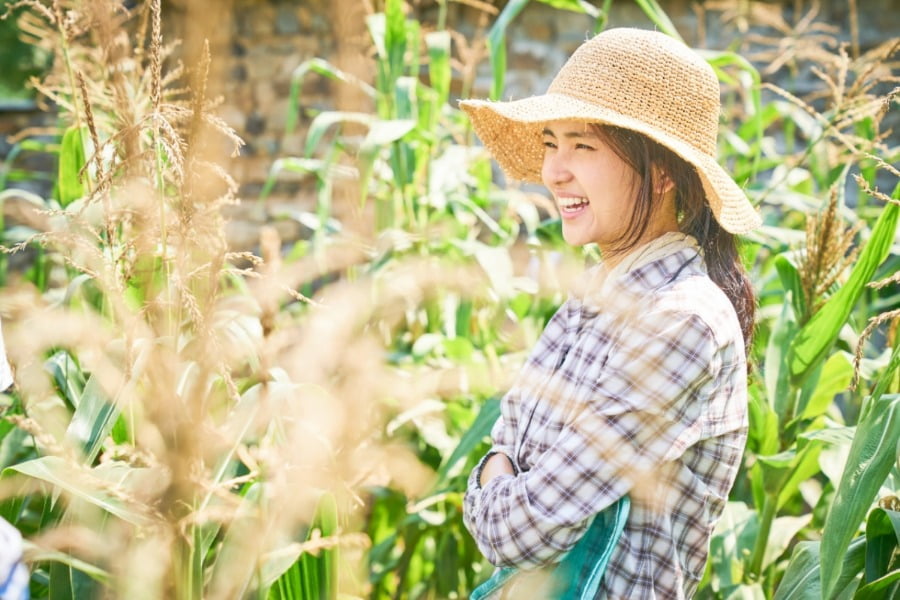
203, 0, 898, 248
212, 0, 898, 185
2, 0, 898, 250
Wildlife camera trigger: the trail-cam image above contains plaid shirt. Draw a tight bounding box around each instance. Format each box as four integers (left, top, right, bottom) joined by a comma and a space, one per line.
464, 243, 748, 599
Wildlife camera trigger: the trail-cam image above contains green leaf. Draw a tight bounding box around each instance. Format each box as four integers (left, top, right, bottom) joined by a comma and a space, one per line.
801, 352, 853, 421
534, 0, 599, 16
22, 540, 109, 581
748, 385, 780, 456
443, 337, 474, 362
304, 111, 373, 158
207, 482, 267, 596
434, 396, 500, 485
789, 189, 900, 382
362, 119, 416, 148
821, 393, 900, 599
425, 31, 451, 110
44, 350, 86, 410
435, 530, 460, 596
853, 571, 900, 600
0, 424, 32, 470
58, 126, 86, 207
764, 289, 798, 419
65, 375, 118, 463
774, 253, 805, 327
486, 0, 529, 100
509, 292, 533, 321
317, 492, 339, 598
775, 541, 822, 600
4, 456, 152, 526
263, 493, 341, 598
864, 508, 900, 585
766, 514, 812, 569
50, 560, 99, 600
285, 58, 375, 135
775, 537, 866, 600
260, 157, 356, 202
631, 0, 683, 41
754, 439, 821, 507
702, 50, 763, 178
724, 584, 767, 600
707, 502, 757, 591
385, 0, 407, 85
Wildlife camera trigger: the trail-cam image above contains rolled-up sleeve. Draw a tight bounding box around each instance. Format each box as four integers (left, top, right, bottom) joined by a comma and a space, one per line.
463, 309, 718, 568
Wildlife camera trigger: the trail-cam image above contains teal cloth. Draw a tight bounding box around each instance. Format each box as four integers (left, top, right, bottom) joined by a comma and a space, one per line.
470, 496, 630, 600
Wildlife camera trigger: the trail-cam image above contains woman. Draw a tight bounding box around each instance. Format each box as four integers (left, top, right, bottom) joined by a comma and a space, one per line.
460, 28, 760, 598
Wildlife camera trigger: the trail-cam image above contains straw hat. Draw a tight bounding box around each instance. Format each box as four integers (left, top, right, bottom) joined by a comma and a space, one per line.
460, 28, 761, 234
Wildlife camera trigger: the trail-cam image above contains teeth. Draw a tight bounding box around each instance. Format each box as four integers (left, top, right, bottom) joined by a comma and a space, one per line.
558, 196, 588, 208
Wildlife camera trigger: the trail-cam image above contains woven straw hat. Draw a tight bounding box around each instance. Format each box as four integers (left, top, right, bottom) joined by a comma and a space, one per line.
460, 28, 761, 234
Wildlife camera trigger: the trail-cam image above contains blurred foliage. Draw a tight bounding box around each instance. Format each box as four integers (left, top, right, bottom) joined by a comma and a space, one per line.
0, 0, 898, 599
0, 0, 48, 100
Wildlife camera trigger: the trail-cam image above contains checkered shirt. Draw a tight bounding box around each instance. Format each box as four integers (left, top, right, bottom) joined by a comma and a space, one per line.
464, 245, 748, 599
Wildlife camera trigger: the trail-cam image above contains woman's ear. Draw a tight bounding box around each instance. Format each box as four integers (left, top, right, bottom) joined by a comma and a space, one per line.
651, 165, 675, 196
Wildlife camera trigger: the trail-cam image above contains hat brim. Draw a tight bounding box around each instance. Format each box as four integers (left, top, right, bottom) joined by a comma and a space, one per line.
460, 93, 761, 235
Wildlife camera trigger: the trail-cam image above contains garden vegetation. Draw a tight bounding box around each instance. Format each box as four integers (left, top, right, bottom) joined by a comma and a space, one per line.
0, 0, 898, 598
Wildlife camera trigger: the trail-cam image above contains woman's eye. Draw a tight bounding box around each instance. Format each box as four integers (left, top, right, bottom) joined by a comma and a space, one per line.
575, 143, 595, 151
542, 140, 557, 149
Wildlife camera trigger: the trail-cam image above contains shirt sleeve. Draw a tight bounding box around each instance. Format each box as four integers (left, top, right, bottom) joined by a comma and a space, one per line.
463, 309, 718, 568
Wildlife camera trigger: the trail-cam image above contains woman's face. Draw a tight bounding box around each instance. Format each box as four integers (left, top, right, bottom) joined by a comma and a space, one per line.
540, 120, 639, 250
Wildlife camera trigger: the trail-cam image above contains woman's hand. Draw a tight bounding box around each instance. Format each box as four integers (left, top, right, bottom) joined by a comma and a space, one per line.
480, 452, 515, 486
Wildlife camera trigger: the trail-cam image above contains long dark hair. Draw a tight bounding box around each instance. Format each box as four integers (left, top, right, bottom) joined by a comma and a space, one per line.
592, 124, 755, 350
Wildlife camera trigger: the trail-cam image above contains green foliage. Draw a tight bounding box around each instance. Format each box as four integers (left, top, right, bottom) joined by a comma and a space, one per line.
56, 126, 87, 208
789, 196, 900, 384
2, 1, 900, 599
0, 0, 47, 99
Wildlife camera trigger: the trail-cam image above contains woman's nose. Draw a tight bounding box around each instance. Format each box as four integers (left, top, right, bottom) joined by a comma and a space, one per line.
542, 150, 572, 185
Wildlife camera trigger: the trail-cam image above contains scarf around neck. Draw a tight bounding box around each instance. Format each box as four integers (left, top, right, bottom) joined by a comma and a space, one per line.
576, 232, 701, 306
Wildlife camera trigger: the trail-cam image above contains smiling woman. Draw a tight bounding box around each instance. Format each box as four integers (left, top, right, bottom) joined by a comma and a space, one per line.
540, 121, 680, 257
459, 28, 760, 599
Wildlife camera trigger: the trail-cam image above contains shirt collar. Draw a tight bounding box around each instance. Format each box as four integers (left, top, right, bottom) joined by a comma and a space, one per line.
572, 233, 703, 307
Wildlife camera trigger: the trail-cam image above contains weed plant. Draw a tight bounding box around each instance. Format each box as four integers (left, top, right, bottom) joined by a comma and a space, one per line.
0, 1, 898, 599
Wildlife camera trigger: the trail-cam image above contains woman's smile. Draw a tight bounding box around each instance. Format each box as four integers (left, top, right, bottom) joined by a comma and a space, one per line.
557, 193, 590, 216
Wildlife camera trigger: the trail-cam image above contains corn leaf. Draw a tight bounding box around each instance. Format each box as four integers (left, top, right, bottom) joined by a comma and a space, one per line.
487, 0, 529, 101
65, 375, 117, 464
775, 537, 866, 600
632, 0, 683, 41
789, 187, 900, 382
304, 111, 373, 158
434, 395, 500, 486
425, 31, 451, 111
764, 288, 798, 420
385, 0, 407, 87
853, 572, 900, 600
864, 508, 900, 586
44, 350, 86, 410
4, 456, 151, 526
58, 126, 86, 207
285, 58, 375, 135
50, 561, 99, 600
534, 0, 599, 16
799, 352, 853, 421
820, 364, 900, 600
22, 541, 109, 581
